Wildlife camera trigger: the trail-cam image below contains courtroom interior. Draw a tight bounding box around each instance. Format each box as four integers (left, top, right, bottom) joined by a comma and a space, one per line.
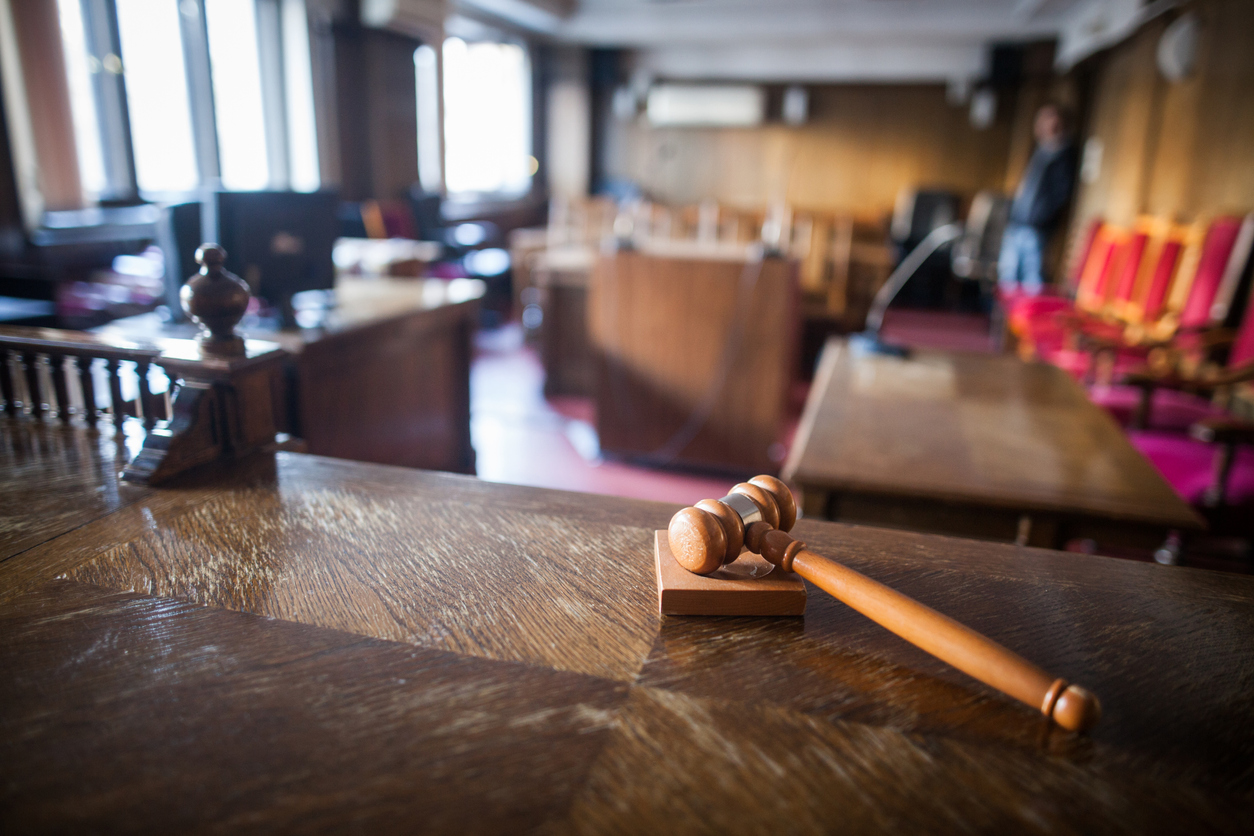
2, 0, 1254, 832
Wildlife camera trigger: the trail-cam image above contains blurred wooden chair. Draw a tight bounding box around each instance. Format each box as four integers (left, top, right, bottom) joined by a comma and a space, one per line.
1124, 287, 1254, 542
1081, 214, 1253, 400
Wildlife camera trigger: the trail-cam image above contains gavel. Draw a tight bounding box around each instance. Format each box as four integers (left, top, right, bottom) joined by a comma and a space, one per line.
668, 475, 1102, 733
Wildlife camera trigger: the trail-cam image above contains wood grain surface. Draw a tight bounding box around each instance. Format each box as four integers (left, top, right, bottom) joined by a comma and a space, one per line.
0, 580, 626, 834
2, 430, 1253, 833
0, 418, 149, 560
783, 338, 1203, 545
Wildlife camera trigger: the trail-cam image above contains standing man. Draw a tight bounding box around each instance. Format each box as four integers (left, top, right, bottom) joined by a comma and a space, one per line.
998, 103, 1078, 296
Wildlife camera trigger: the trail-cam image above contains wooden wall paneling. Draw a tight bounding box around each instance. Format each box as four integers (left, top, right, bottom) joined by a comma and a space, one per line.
332, 24, 420, 200
1144, 31, 1204, 217
365, 28, 420, 200
1067, 1, 1254, 257
1182, 0, 1254, 215
332, 22, 371, 200
1073, 21, 1166, 231
1002, 83, 1044, 195
607, 84, 1015, 220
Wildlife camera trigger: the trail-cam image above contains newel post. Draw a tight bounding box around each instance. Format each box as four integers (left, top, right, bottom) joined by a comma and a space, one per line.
122, 244, 287, 485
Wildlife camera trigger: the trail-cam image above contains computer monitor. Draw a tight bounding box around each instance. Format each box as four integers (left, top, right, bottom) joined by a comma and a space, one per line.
213, 190, 339, 325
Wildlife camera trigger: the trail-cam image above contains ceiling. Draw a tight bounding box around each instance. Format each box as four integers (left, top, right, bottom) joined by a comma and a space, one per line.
447, 0, 1161, 81
554, 0, 1082, 46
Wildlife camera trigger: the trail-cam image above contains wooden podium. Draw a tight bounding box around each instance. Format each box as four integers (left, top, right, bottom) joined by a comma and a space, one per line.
588, 247, 798, 473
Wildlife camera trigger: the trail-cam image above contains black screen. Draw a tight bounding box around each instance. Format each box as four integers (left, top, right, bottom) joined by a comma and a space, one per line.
213, 191, 339, 310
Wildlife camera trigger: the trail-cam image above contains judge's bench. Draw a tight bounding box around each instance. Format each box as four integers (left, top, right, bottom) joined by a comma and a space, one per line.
1, 391, 1253, 832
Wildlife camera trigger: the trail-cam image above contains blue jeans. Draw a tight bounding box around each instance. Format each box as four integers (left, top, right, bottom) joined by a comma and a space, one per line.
998, 224, 1046, 296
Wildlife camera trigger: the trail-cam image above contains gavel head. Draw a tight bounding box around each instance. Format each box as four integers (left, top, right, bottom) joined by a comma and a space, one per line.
668, 475, 797, 574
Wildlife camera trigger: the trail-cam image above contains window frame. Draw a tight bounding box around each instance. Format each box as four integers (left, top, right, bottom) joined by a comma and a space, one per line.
78, 0, 139, 203
62, 0, 319, 208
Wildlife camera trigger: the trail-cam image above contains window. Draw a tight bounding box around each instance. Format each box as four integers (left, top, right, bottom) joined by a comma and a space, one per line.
54, 0, 320, 204
115, 0, 199, 193
439, 38, 533, 198
205, 0, 270, 190
413, 44, 441, 194
281, 0, 319, 193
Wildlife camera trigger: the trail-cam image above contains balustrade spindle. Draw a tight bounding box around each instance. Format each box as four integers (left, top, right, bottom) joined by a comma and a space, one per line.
50, 355, 71, 423
136, 359, 156, 430
164, 378, 179, 421
105, 359, 125, 429
22, 352, 44, 416
0, 350, 15, 415
76, 356, 98, 422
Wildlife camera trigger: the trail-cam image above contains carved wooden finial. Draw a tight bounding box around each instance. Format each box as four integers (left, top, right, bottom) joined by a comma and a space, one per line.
180, 243, 251, 355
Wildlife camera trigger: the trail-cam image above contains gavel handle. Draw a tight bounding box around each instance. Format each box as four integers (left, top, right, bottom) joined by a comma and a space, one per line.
756, 529, 1100, 732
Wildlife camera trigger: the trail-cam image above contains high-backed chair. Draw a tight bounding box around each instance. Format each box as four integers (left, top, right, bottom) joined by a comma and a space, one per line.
1038, 218, 1182, 379
1009, 223, 1130, 361
1130, 417, 1254, 551
1003, 219, 1105, 338
1097, 273, 1254, 433
1088, 215, 1254, 426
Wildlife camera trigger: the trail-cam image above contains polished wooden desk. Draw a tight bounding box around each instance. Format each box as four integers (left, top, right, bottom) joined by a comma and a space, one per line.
783, 338, 1204, 548
2, 420, 1251, 833
100, 276, 482, 474
588, 245, 799, 473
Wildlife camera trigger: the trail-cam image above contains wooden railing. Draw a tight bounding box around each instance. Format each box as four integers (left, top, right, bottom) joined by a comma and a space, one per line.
1, 328, 167, 430
1, 242, 290, 484
0, 326, 286, 484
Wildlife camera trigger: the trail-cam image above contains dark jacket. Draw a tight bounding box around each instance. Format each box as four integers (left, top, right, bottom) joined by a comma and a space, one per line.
1009, 143, 1077, 230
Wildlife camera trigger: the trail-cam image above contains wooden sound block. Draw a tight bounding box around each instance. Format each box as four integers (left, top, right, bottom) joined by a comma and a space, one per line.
655, 530, 807, 616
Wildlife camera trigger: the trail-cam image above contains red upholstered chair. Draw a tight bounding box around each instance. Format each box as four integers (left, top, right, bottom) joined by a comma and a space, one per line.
1002, 218, 1103, 337
1130, 419, 1254, 540
1065, 224, 1189, 382
1036, 218, 1180, 378
1088, 215, 1254, 428
1006, 222, 1123, 357
1101, 286, 1254, 426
